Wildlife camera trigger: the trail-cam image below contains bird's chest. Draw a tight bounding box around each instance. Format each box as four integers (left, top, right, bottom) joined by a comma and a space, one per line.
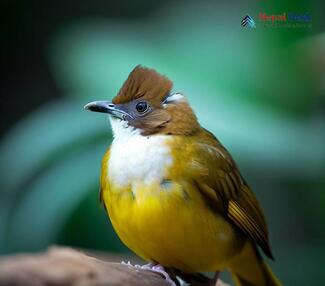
108, 134, 173, 188
103, 134, 242, 271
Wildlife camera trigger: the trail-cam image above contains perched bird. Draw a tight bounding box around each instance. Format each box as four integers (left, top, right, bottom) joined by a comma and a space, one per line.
85, 66, 282, 286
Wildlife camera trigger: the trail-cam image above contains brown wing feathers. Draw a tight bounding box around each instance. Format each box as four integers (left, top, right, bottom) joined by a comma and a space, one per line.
196, 130, 274, 259
227, 185, 274, 259
222, 168, 273, 259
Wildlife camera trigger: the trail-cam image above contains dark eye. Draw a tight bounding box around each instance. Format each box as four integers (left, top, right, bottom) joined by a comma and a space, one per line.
136, 102, 148, 113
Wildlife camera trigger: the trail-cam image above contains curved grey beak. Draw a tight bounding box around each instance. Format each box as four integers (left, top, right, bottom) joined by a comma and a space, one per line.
84, 101, 128, 120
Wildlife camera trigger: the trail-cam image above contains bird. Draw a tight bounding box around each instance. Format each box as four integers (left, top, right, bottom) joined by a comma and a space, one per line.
84, 65, 282, 286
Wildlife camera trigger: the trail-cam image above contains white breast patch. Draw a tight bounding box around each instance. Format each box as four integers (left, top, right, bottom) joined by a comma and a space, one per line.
108, 118, 173, 187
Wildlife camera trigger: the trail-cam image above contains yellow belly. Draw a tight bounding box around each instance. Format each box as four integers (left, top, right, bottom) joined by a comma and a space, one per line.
103, 181, 244, 273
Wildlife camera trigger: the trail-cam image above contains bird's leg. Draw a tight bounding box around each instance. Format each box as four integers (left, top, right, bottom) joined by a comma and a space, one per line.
175, 271, 220, 286
121, 261, 179, 286
210, 272, 220, 286
144, 264, 179, 286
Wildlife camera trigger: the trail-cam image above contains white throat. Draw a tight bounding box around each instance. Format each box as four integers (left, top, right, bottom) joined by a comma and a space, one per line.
108, 117, 173, 187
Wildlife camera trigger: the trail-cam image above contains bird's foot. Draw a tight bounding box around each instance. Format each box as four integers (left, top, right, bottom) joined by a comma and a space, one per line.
121, 261, 179, 286
140, 263, 179, 286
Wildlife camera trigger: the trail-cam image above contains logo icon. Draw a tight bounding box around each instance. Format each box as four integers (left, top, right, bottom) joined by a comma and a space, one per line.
241, 15, 256, 28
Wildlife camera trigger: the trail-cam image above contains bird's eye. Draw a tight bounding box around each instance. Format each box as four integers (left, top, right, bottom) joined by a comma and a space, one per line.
136, 102, 148, 113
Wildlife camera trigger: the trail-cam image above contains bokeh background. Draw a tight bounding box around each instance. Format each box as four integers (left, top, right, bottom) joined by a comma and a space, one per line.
1, 0, 325, 285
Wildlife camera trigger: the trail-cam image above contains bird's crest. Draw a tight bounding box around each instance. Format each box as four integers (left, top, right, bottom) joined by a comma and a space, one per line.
112, 65, 173, 106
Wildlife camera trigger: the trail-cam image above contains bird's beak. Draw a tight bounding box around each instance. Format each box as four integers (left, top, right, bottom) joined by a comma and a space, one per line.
84, 101, 128, 120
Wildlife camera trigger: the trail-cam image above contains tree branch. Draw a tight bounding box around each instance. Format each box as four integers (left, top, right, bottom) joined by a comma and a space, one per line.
0, 247, 229, 286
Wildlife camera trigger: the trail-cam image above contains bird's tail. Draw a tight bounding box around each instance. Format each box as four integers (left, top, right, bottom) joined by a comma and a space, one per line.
228, 242, 282, 286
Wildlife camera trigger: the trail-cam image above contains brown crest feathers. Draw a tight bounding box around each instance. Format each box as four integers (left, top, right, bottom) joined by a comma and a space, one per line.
112, 65, 173, 106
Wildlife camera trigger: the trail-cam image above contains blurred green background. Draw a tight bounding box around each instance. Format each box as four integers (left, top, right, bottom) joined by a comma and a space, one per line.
1, 0, 325, 285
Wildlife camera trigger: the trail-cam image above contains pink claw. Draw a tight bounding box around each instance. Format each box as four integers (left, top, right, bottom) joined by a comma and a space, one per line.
121, 261, 178, 286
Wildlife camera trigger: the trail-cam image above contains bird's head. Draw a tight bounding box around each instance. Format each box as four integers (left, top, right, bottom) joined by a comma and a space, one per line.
85, 65, 199, 136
